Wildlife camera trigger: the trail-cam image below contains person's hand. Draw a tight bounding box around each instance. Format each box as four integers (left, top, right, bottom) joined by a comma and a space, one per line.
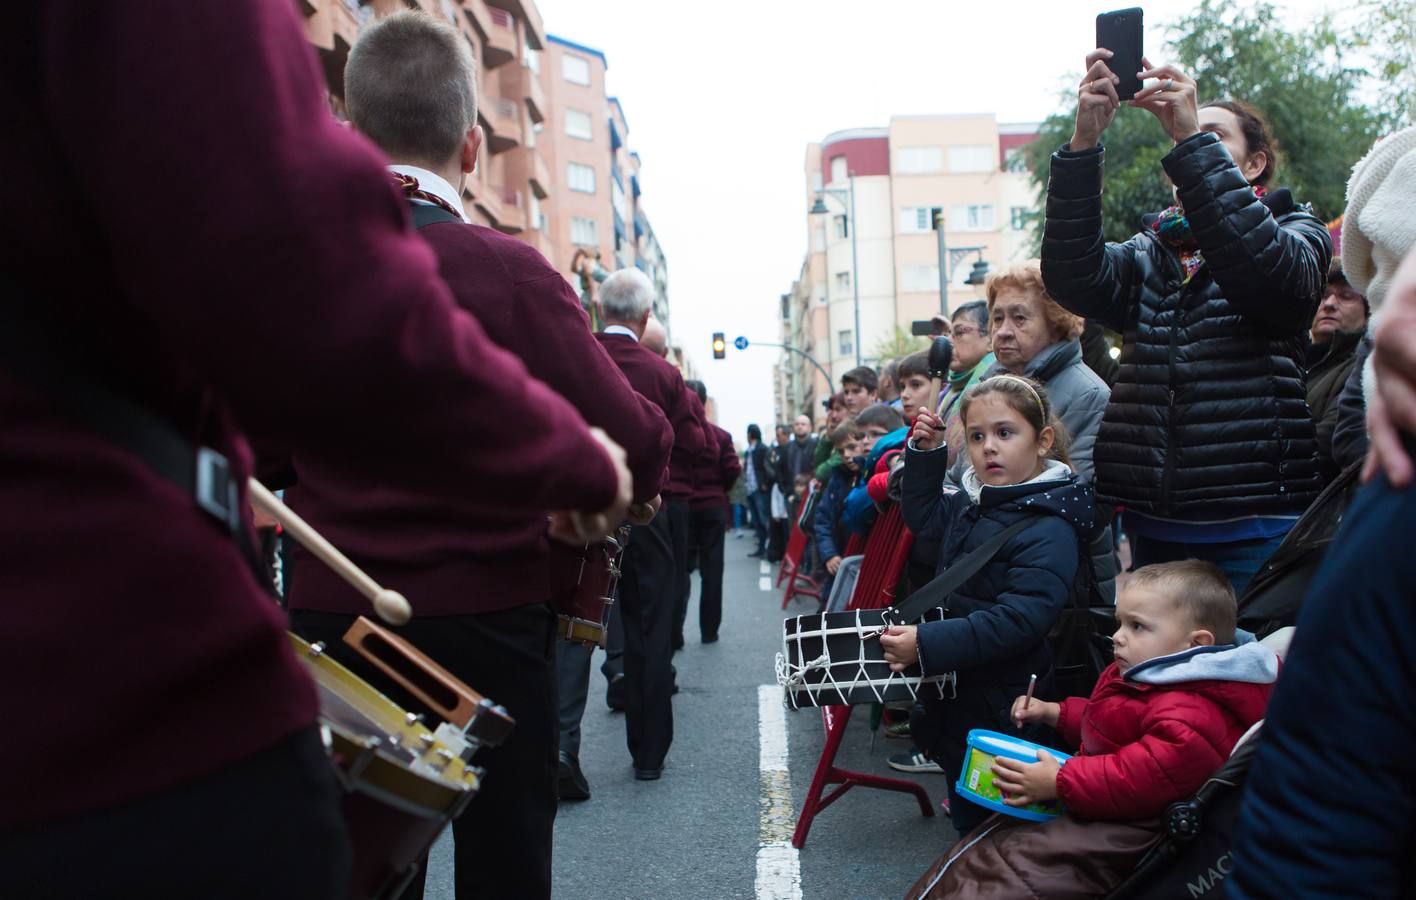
910, 410, 945, 451
1364, 249, 1416, 487
1130, 58, 1200, 144
879, 625, 919, 672
1010, 697, 1060, 729
991, 750, 1062, 807
825, 555, 842, 575
628, 494, 661, 526
1070, 49, 1122, 150
548, 428, 632, 545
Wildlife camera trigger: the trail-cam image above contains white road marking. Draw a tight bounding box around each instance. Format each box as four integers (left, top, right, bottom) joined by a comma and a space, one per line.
760, 560, 772, 575
760, 575, 773, 592
756, 685, 802, 900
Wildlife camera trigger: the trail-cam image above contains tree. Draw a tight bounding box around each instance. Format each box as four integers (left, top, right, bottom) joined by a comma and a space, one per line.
872, 325, 926, 363
1022, 0, 1394, 246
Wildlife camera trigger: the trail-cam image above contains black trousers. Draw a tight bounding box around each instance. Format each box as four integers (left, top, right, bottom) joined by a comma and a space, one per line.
664, 499, 691, 648
686, 505, 727, 639
290, 605, 558, 900
617, 507, 678, 770
0, 728, 350, 900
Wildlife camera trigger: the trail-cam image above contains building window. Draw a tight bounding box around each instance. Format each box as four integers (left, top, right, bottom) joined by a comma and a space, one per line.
529, 194, 546, 231
901, 264, 941, 293
829, 155, 848, 184
524, 48, 541, 74
834, 271, 851, 291
949, 203, 996, 231
568, 162, 596, 194
1010, 206, 1030, 231
900, 206, 943, 233
838, 329, 854, 357
896, 146, 944, 174
571, 216, 598, 246
611, 178, 628, 220
565, 109, 593, 140
948, 145, 994, 173
833, 214, 849, 239
562, 54, 591, 86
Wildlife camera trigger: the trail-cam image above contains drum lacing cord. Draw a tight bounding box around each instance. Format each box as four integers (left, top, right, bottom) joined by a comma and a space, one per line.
774, 650, 832, 687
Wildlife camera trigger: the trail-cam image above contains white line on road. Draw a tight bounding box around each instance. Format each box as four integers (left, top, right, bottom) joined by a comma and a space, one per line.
760, 575, 773, 592
756, 684, 802, 900
760, 560, 772, 575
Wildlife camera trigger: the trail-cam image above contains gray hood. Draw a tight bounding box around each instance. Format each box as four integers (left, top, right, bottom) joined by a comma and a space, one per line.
1126, 630, 1280, 686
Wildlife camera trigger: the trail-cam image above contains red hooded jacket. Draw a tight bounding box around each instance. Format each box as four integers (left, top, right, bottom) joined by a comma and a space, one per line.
1054, 646, 1278, 821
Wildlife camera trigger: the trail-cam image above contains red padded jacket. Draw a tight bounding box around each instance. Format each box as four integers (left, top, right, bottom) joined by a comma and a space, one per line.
1054, 654, 1276, 821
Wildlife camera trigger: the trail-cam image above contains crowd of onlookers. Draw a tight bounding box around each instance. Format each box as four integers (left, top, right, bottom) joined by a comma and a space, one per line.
764, 56, 1416, 898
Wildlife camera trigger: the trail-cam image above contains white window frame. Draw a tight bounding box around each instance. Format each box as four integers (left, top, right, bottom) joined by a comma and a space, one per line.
895, 146, 944, 174
565, 109, 593, 141
834, 271, 851, 291
829, 155, 848, 184
949, 203, 996, 232
948, 145, 994, 173
838, 329, 854, 356
561, 54, 591, 86
899, 206, 943, 234
570, 216, 598, 246
901, 264, 941, 293
568, 162, 596, 194
833, 214, 849, 240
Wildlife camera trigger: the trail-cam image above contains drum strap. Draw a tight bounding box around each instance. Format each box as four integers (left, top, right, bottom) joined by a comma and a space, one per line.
0, 279, 268, 587
886, 519, 1032, 624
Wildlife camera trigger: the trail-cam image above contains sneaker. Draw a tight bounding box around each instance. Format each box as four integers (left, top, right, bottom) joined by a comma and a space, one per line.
883, 720, 912, 740
887, 751, 945, 774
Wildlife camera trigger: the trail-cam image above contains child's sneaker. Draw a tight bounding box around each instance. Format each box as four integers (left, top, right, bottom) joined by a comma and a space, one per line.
887, 751, 944, 774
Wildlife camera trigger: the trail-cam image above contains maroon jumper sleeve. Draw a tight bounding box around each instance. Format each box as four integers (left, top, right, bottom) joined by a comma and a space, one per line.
39, 0, 616, 514
718, 429, 742, 492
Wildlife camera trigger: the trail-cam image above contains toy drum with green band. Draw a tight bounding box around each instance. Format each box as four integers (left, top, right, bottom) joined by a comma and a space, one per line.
957, 729, 1072, 822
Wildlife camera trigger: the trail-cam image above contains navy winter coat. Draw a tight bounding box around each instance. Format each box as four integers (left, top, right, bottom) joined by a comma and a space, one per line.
901, 445, 1096, 687
813, 465, 857, 562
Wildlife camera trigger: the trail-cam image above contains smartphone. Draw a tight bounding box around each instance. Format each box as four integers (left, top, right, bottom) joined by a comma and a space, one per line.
1096, 7, 1143, 101
910, 320, 936, 337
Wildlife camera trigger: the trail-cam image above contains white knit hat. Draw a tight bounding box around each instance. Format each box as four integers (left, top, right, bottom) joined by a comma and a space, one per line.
1342, 126, 1416, 317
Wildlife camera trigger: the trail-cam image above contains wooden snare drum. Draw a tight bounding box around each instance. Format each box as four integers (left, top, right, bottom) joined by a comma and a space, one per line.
292, 618, 514, 900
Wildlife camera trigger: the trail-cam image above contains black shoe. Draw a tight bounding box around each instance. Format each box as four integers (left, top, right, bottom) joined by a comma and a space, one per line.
633, 766, 663, 781
702, 633, 719, 644
606, 673, 626, 712
672, 633, 685, 651
558, 752, 591, 801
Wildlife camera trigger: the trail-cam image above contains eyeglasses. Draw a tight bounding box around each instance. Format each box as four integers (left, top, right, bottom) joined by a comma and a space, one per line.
951, 325, 981, 339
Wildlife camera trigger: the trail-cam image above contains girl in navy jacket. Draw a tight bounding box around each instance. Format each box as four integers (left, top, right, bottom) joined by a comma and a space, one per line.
882, 375, 1096, 836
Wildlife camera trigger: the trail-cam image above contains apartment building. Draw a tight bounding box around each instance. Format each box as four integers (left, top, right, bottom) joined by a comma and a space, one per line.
777, 115, 1039, 425
294, 0, 670, 331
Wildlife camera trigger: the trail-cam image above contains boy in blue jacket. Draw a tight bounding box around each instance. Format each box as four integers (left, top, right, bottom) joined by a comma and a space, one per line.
813, 420, 864, 600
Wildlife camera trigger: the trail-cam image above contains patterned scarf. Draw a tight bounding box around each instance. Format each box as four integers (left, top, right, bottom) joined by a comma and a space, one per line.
1152, 185, 1265, 282
390, 171, 464, 221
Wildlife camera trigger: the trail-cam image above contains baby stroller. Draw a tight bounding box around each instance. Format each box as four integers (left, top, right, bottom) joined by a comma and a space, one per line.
1102, 628, 1293, 900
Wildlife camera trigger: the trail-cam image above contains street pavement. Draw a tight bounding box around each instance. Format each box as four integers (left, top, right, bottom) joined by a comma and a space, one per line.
423, 528, 957, 899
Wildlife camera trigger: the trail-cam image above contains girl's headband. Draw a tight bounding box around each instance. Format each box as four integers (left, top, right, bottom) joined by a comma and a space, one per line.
990, 374, 1047, 418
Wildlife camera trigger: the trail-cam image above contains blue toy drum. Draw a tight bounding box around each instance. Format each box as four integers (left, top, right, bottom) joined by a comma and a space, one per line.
956, 729, 1072, 822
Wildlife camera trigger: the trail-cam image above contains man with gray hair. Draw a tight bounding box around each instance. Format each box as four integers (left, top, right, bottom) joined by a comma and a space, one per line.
560, 269, 710, 784
287, 12, 671, 899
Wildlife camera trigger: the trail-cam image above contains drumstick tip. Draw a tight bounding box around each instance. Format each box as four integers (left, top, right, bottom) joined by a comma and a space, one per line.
374, 589, 412, 626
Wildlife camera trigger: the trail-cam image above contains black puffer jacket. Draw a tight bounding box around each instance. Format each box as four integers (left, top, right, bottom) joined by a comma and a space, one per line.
1041, 132, 1332, 519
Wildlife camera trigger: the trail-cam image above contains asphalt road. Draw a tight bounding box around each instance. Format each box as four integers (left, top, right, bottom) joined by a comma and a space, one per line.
424, 529, 957, 899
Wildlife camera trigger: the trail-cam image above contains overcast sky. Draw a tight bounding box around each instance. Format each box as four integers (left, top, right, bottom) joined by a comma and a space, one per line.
536, 0, 1338, 446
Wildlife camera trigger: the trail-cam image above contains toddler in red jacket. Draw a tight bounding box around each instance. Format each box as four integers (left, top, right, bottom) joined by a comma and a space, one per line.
905, 560, 1279, 899
995, 559, 1278, 820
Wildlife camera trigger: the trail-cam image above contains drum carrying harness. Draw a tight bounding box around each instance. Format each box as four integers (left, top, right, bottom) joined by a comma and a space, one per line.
0, 280, 266, 583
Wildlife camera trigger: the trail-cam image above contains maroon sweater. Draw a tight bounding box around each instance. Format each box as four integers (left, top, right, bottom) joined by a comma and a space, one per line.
595, 332, 708, 500
286, 221, 671, 617
690, 424, 743, 510
0, 1, 615, 829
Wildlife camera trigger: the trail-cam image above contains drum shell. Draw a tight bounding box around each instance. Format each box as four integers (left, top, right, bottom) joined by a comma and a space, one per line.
548, 539, 615, 647
779, 608, 951, 709
955, 728, 1070, 822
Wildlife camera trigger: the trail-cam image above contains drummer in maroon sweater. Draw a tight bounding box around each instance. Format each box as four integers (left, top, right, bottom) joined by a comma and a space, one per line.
0, 3, 631, 898
559, 274, 709, 785
277, 13, 672, 900
686, 382, 743, 643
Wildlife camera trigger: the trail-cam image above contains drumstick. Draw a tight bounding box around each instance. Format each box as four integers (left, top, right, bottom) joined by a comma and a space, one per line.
247, 479, 412, 626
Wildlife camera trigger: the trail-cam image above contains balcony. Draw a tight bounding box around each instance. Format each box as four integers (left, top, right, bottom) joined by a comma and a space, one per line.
525, 147, 551, 200
463, 0, 517, 68
493, 187, 526, 234
483, 97, 521, 154
488, 0, 544, 49
503, 63, 547, 124
469, 183, 502, 227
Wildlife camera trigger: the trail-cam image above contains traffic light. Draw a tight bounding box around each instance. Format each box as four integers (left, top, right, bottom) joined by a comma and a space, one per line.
712, 332, 726, 359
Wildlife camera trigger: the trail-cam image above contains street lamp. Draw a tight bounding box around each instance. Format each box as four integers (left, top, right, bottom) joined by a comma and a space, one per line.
933, 210, 989, 314
810, 175, 861, 368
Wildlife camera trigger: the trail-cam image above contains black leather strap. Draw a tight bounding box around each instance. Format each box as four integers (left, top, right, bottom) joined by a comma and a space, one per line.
887, 518, 1032, 624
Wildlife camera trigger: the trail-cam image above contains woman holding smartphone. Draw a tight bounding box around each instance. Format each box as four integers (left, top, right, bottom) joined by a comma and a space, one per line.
1040, 51, 1331, 594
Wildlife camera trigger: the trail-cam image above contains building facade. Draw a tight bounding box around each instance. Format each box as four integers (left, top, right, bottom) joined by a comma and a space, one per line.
294, 0, 669, 332
778, 115, 1039, 425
